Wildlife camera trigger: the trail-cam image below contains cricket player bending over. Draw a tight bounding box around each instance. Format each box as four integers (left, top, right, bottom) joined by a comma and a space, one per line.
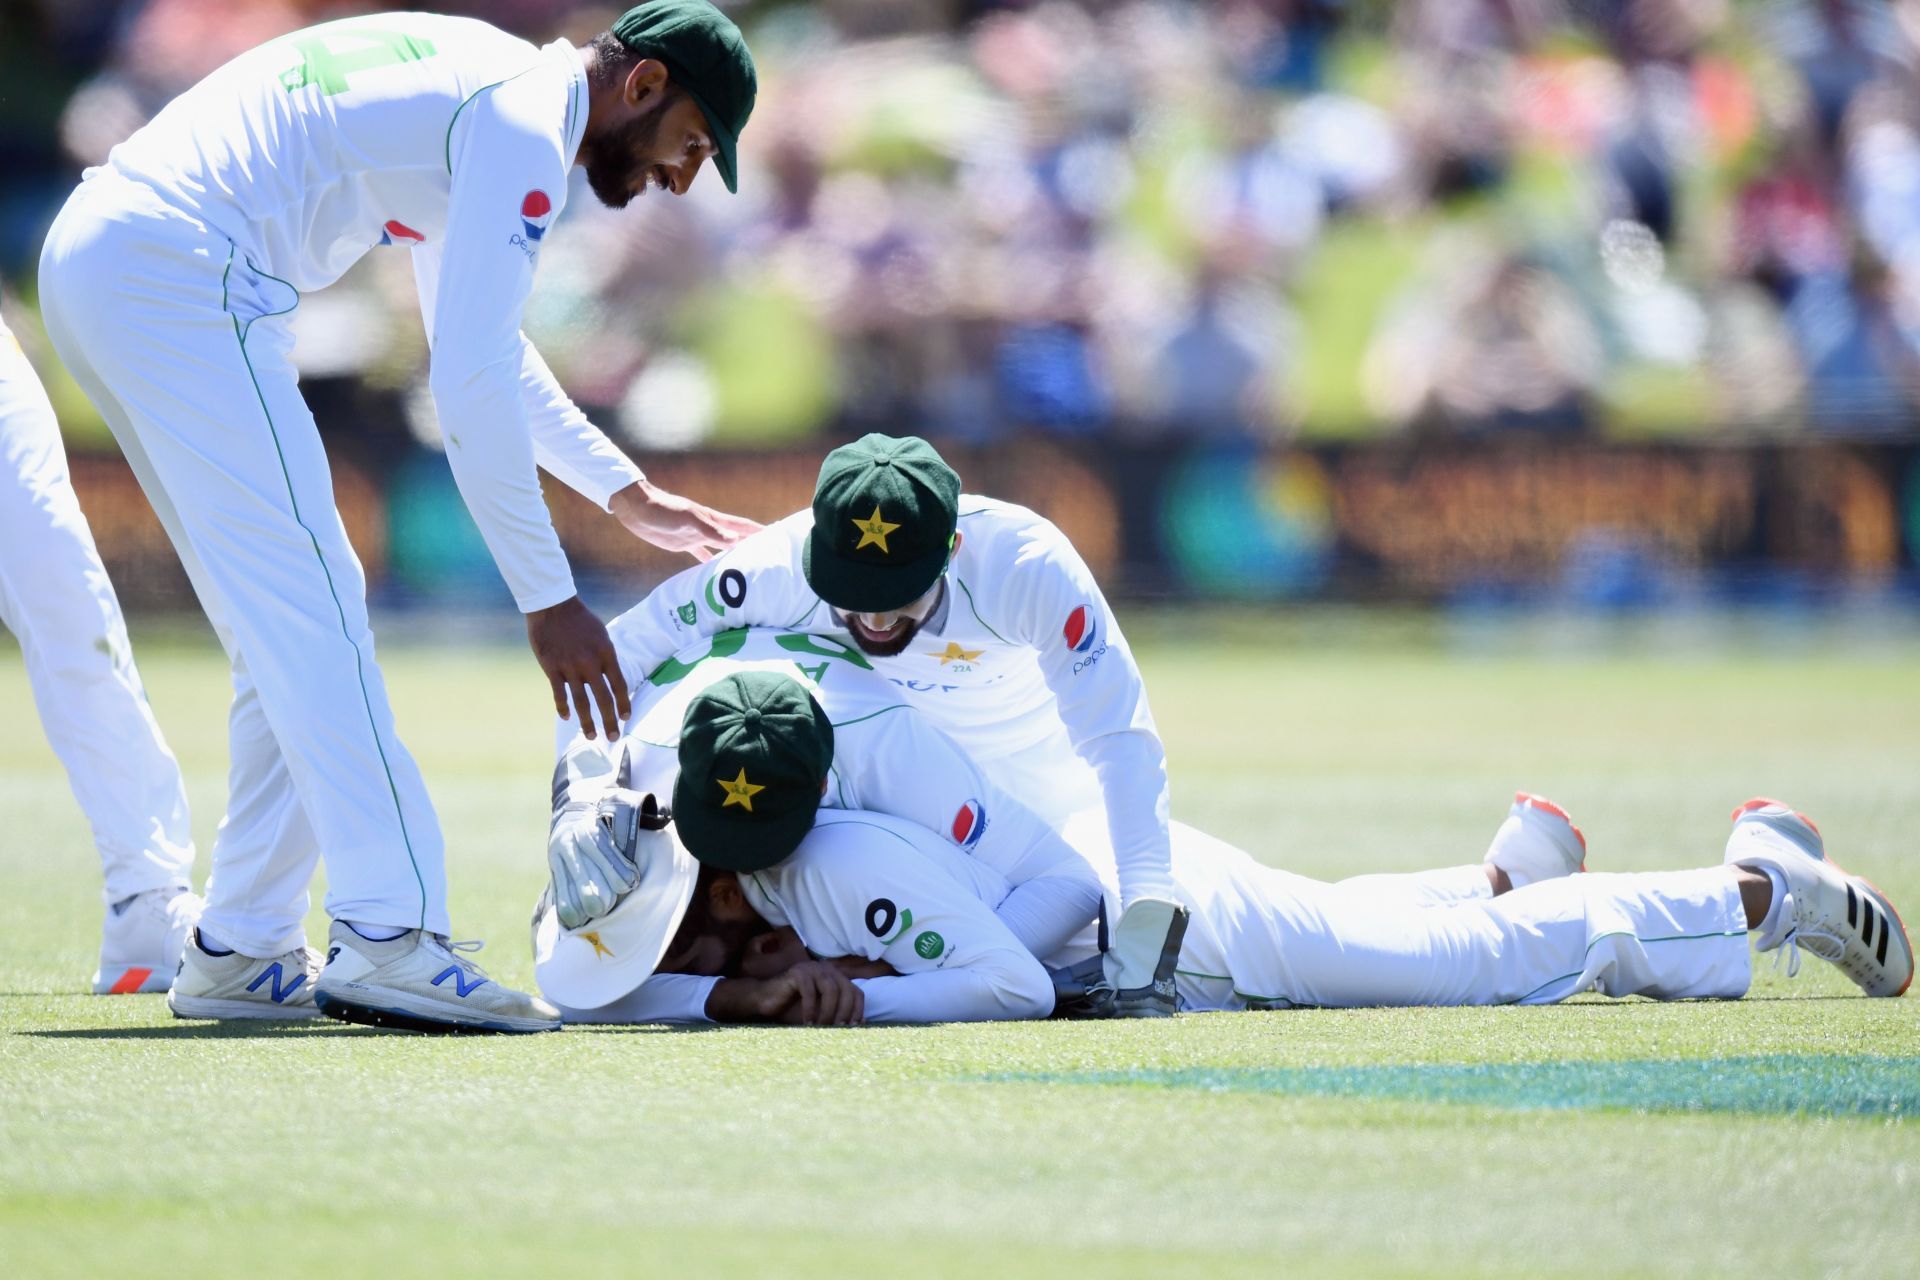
606, 434, 1188, 1014
537, 636, 1104, 1021
38, 2, 760, 1032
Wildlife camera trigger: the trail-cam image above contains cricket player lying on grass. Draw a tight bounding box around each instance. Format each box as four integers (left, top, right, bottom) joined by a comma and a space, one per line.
604, 433, 1193, 1014
535, 633, 1105, 1023
539, 668, 1912, 1023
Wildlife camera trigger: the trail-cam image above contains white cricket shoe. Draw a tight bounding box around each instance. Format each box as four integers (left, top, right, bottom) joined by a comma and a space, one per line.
1727, 798, 1912, 998
1485, 792, 1587, 890
1725, 796, 1825, 862
93, 886, 202, 994
313, 923, 561, 1033
167, 929, 321, 1019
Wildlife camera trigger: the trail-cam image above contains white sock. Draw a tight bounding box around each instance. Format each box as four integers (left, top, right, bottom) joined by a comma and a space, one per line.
1750, 865, 1791, 939
344, 921, 409, 942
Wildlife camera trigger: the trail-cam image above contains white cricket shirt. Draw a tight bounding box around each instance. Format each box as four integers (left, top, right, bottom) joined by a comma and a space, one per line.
738, 810, 1056, 1024
101, 13, 642, 610
606, 497, 1177, 905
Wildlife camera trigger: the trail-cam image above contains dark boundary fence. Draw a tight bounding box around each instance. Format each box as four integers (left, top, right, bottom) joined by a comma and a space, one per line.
65, 435, 1920, 611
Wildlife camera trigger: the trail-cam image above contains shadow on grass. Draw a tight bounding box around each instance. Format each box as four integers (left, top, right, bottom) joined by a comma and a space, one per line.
21, 1023, 417, 1040
986, 1053, 1920, 1117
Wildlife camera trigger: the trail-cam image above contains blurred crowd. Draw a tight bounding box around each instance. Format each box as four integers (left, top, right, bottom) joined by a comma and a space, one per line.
7, 0, 1920, 452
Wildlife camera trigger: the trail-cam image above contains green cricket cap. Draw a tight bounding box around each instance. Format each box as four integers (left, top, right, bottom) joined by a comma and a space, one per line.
611, 0, 756, 193
673, 672, 833, 872
802, 434, 961, 613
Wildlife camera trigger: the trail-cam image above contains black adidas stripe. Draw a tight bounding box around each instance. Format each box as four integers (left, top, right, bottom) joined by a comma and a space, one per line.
1860, 900, 1876, 950
1848, 884, 1858, 927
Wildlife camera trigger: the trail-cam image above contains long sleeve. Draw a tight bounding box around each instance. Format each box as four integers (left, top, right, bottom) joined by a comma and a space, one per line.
414, 83, 575, 611
518, 341, 643, 509
745, 812, 1055, 1024
1006, 517, 1176, 905
835, 707, 1102, 957
412, 247, 642, 513
855, 964, 1052, 1025
560, 972, 716, 1024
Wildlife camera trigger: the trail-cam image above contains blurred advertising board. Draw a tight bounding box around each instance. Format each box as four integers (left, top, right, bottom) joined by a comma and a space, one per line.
1134, 440, 1915, 604
63, 437, 1918, 611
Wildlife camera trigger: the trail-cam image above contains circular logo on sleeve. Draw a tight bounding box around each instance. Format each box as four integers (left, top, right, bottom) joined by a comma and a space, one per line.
520, 190, 553, 240
913, 930, 945, 960
1063, 605, 1097, 653
950, 800, 987, 849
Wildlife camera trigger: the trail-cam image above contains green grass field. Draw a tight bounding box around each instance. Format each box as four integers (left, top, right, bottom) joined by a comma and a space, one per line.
3, 619, 1917, 1277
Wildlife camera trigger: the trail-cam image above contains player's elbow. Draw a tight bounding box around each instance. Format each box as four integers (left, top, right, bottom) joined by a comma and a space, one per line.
994, 952, 1056, 1022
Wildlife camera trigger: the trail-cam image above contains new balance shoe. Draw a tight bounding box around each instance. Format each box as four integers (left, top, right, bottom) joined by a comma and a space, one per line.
1485, 792, 1587, 889
313, 923, 561, 1033
93, 886, 202, 994
167, 929, 321, 1019
1728, 798, 1912, 998
1100, 898, 1189, 1018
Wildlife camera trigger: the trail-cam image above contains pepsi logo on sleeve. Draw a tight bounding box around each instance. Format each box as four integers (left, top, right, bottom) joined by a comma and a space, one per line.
1063, 605, 1097, 653
1065, 604, 1107, 674
950, 799, 988, 850
379, 219, 425, 247
520, 191, 553, 239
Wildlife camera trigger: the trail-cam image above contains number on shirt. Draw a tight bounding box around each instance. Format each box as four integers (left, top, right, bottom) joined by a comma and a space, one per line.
647, 628, 750, 687
646, 628, 876, 688
278, 23, 438, 97
773, 633, 874, 674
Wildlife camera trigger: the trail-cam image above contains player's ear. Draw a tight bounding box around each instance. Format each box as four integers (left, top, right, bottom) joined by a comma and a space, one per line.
625, 57, 671, 109
949, 530, 964, 562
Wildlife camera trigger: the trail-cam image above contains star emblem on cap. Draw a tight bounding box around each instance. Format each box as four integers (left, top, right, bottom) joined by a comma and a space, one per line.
928, 642, 983, 665
717, 767, 766, 812
851, 505, 901, 554
580, 930, 614, 959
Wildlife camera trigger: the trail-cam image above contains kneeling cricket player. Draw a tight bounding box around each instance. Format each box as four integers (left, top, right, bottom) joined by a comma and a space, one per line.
539, 671, 1912, 1023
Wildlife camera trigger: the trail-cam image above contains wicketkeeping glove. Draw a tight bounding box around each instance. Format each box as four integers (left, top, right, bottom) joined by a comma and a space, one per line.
547, 788, 667, 930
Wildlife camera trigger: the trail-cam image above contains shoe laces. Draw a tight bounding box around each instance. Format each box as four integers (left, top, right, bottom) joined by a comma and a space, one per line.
1754, 890, 1845, 979
429, 935, 491, 977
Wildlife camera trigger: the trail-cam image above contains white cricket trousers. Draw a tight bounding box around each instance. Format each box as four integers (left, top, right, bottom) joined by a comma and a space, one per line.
0, 314, 195, 901
38, 170, 449, 955
1188, 825, 1752, 1008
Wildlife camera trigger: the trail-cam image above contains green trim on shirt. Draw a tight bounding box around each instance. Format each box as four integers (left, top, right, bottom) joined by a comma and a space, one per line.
443, 66, 539, 173
221, 243, 428, 929
564, 74, 583, 159
1506, 927, 1749, 1005
954, 578, 1008, 645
